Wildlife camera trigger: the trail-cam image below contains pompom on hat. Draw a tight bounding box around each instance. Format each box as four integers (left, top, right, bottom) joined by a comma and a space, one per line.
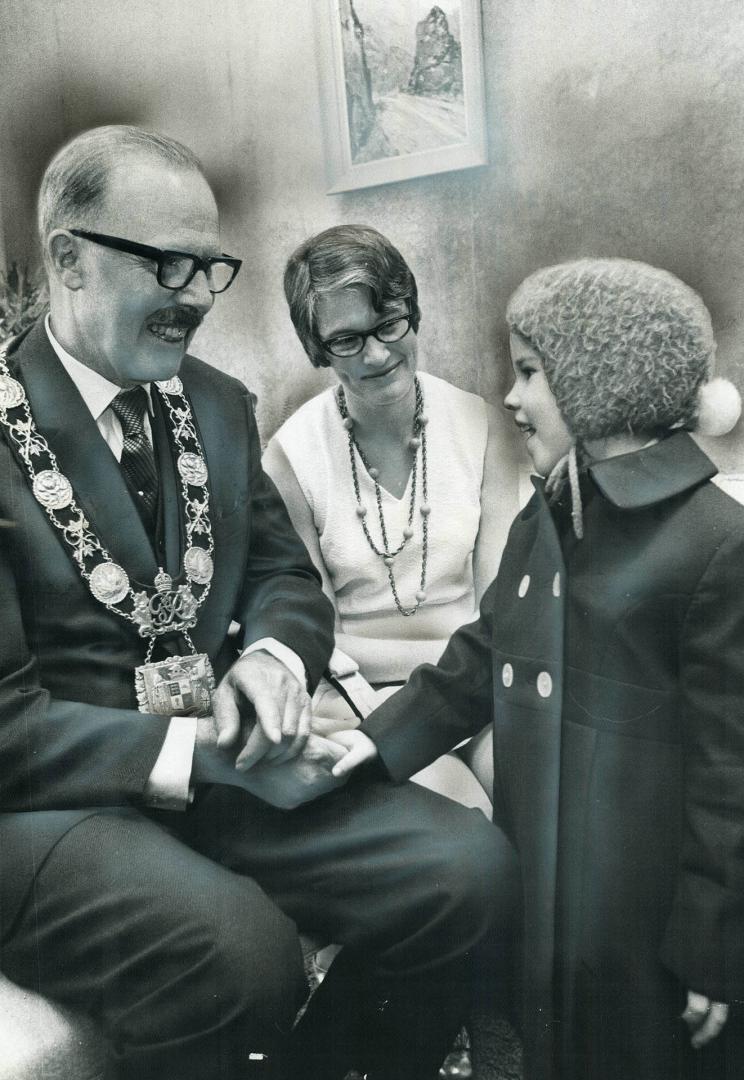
506, 258, 741, 441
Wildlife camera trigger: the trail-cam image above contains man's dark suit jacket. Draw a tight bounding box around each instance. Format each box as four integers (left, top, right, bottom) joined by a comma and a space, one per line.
0, 318, 334, 934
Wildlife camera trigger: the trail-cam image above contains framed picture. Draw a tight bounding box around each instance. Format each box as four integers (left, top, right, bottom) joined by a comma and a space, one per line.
314, 0, 488, 193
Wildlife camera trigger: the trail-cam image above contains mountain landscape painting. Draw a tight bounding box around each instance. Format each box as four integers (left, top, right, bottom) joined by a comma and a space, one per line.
339, 0, 467, 164
316, 0, 486, 191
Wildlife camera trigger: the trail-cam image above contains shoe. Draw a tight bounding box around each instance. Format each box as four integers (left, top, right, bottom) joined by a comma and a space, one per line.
438, 1048, 473, 1078
439, 1026, 473, 1079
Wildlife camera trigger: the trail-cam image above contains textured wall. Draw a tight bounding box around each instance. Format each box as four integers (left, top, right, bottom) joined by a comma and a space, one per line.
2, 0, 744, 485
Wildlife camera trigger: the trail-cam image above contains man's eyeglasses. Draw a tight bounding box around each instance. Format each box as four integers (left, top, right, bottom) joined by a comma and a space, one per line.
69, 229, 242, 294
318, 311, 414, 358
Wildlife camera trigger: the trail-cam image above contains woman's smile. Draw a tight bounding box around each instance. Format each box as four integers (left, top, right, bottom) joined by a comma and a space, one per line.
362, 358, 403, 380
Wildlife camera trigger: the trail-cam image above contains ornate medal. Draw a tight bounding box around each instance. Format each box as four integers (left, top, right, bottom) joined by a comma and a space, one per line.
0, 342, 218, 717
178, 451, 208, 486
131, 570, 200, 636
90, 561, 130, 604
135, 653, 215, 718
0, 374, 25, 409
184, 545, 214, 584
156, 376, 184, 396
33, 469, 73, 509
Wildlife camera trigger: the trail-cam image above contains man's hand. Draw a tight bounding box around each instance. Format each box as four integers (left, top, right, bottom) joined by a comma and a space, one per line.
243, 733, 347, 809
681, 990, 729, 1048
329, 729, 378, 777
212, 651, 312, 768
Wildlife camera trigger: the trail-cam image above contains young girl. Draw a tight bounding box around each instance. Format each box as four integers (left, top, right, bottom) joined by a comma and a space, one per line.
334, 258, 744, 1079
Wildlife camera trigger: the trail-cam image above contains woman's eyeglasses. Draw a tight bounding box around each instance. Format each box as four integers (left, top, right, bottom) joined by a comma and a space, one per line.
318, 312, 414, 358
69, 229, 242, 294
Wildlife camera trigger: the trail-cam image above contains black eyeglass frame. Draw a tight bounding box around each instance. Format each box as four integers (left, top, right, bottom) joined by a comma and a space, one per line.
69, 229, 242, 294
316, 309, 415, 359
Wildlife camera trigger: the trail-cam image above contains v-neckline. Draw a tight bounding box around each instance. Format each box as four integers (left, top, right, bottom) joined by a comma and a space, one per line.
356, 448, 414, 503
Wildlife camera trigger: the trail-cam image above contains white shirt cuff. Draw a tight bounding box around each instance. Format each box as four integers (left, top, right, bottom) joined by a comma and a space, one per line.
144, 715, 197, 811
241, 637, 307, 688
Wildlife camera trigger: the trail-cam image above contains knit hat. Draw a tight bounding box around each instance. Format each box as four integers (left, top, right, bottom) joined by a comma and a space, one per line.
506, 258, 741, 441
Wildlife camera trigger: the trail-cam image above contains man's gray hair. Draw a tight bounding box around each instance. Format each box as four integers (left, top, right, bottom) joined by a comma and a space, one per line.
38, 124, 204, 257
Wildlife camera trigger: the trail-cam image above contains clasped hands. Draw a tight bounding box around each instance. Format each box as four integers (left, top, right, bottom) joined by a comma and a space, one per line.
200, 655, 730, 1045
196, 651, 376, 809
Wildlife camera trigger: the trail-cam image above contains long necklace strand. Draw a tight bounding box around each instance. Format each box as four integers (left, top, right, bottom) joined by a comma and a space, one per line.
336, 377, 429, 617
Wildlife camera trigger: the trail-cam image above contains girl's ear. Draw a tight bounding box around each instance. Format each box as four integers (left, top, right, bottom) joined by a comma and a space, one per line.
48, 230, 84, 290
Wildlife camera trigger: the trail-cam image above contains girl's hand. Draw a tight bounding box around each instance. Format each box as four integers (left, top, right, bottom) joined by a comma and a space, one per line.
681, 990, 729, 1048
329, 729, 378, 777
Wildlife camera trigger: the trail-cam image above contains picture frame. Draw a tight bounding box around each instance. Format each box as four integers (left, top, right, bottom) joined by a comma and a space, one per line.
314, 0, 488, 194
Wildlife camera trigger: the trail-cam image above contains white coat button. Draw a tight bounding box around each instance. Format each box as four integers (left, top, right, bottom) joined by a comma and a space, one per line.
518, 574, 530, 598
552, 572, 561, 598
537, 671, 552, 698
502, 663, 514, 688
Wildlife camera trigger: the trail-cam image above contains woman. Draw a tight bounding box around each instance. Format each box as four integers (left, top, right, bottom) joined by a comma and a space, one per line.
264, 224, 511, 813
334, 258, 744, 1079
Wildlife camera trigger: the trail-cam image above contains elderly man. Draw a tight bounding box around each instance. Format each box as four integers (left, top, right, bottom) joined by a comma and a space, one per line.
0, 125, 501, 1080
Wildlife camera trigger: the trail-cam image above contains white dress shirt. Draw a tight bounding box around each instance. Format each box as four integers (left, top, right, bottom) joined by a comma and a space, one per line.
45, 316, 306, 809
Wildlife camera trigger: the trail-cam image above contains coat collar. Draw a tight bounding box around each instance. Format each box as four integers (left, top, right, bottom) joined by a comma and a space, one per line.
5, 318, 180, 584
526, 432, 716, 513
586, 432, 717, 509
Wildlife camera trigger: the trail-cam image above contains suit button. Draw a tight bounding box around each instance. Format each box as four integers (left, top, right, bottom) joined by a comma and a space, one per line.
537, 671, 552, 698
552, 572, 561, 598
518, 574, 530, 597
502, 662, 514, 688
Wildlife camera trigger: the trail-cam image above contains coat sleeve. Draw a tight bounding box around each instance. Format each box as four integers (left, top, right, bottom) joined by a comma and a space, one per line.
232, 388, 334, 693
360, 579, 496, 781
659, 527, 744, 1002
0, 531, 171, 811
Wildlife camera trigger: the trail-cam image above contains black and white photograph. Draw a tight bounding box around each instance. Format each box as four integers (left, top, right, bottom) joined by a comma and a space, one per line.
1, 2, 744, 1080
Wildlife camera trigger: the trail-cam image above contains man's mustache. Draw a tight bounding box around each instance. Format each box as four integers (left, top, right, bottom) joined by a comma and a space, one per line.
148, 306, 203, 330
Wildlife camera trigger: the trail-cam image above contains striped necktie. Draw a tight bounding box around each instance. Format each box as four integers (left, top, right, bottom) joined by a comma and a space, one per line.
110, 386, 159, 538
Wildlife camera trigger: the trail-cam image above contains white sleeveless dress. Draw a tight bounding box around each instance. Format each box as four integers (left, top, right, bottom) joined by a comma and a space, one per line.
273, 371, 488, 684
271, 371, 493, 816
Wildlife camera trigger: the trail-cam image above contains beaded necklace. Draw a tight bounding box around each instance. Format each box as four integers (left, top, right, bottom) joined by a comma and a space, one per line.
336, 376, 429, 617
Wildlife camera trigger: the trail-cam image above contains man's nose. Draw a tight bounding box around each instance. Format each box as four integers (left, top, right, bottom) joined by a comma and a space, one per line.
362, 335, 390, 365
178, 269, 214, 314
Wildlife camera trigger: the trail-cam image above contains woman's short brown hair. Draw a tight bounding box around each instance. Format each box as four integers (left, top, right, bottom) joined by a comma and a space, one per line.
283, 224, 421, 367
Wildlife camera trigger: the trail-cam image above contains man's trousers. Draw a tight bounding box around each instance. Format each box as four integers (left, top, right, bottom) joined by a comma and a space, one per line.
0, 776, 514, 1080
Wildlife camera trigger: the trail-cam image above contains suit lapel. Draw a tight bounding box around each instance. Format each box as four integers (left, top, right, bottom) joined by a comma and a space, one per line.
9, 320, 159, 585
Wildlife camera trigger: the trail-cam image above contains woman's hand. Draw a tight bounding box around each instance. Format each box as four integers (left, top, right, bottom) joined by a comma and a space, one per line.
329, 729, 378, 777
681, 990, 729, 1048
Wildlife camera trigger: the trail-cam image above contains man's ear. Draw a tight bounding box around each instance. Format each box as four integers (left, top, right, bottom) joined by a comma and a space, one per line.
47, 230, 84, 289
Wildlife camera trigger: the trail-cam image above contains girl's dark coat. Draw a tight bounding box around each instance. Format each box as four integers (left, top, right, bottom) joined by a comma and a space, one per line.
364, 433, 744, 1079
